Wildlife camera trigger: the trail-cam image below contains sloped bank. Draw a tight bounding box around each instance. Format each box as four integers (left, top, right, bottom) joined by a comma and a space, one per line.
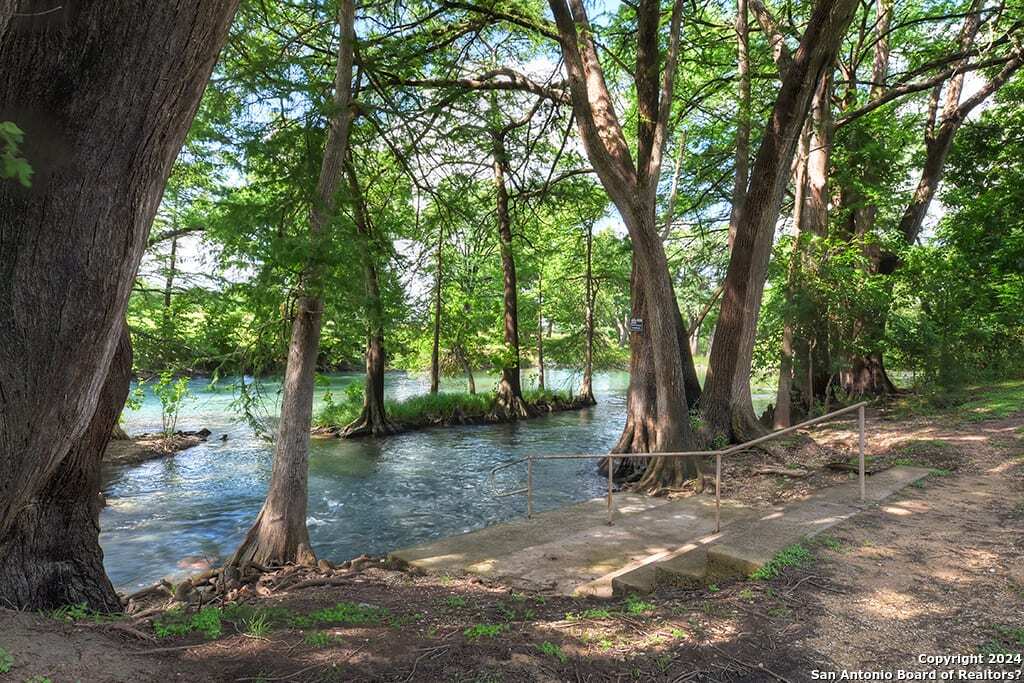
313, 389, 596, 439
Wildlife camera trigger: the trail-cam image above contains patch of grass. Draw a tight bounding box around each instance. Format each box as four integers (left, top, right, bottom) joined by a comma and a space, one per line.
817, 535, 843, 551
750, 543, 813, 580
707, 583, 720, 593
443, 596, 468, 609
536, 641, 568, 663
304, 631, 340, 648
24, 677, 52, 683
245, 612, 271, 638
738, 588, 755, 600
566, 608, 611, 621
290, 602, 389, 628
0, 647, 12, 674
995, 625, 1024, 646
624, 595, 654, 614
463, 623, 503, 640
153, 606, 222, 639
670, 628, 688, 639
47, 602, 121, 623
957, 381, 1024, 422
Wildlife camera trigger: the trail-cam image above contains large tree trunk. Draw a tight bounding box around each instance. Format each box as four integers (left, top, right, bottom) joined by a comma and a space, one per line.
341, 158, 397, 437
728, 0, 751, 249
776, 74, 833, 427
578, 222, 597, 405
0, 1, 238, 609
0, 330, 131, 611
536, 269, 545, 391
231, 0, 355, 567
701, 0, 858, 443
491, 131, 532, 419
429, 225, 443, 394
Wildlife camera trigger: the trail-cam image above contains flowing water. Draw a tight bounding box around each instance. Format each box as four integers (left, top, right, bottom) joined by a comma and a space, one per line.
101, 368, 773, 590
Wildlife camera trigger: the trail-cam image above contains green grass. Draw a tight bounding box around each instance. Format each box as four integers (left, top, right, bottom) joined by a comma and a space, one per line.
290, 602, 390, 628
304, 631, 340, 648
463, 623, 503, 640
46, 602, 121, 623
443, 596, 468, 609
536, 641, 568, 663
750, 543, 813, 580
315, 388, 576, 428
624, 596, 654, 614
0, 647, 12, 674
245, 612, 272, 638
566, 608, 611, 621
153, 606, 223, 639
957, 381, 1024, 422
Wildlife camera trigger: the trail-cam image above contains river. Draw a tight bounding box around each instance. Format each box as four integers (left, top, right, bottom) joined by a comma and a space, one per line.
101, 368, 773, 590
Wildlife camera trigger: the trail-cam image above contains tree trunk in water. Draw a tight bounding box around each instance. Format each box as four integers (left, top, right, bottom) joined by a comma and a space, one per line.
578, 222, 596, 405
341, 158, 397, 437
429, 224, 443, 394
701, 0, 858, 443
0, 1, 238, 609
536, 269, 545, 391
230, 296, 319, 568
491, 131, 531, 419
231, 0, 355, 566
0, 330, 131, 611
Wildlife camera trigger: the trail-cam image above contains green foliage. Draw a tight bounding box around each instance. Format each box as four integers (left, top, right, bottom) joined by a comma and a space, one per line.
750, 543, 813, 580
245, 612, 272, 638
47, 602, 120, 624
624, 596, 654, 615
153, 606, 222, 639
0, 121, 32, 187
303, 631, 338, 648
0, 647, 12, 674
463, 623, 503, 640
566, 608, 611, 621
536, 641, 568, 663
152, 370, 193, 435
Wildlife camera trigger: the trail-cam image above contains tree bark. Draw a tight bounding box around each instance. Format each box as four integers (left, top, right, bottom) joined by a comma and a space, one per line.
0, 0, 238, 609
231, 0, 355, 567
429, 224, 443, 394
342, 157, 397, 437
491, 130, 532, 419
550, 0, 700, 491
578, 221, 596, 405
0, 330, 131, 611
701, 0, 858, 443
728, 0, 751, 250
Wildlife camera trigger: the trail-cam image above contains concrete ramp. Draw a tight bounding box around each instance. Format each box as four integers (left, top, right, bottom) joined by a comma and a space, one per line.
389, 466, 931, 597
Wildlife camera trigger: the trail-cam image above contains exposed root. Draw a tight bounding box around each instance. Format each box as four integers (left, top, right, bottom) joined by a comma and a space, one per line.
341, 404, 401, 438
491, 388, 534, 421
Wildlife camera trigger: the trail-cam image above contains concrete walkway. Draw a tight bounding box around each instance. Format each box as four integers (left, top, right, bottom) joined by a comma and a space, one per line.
389, 466, 930, 597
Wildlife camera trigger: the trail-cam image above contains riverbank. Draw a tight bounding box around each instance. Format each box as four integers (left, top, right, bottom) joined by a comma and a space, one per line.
313, 388, 596, 438
8, 384, 1018, 681
103, 429, 213, 466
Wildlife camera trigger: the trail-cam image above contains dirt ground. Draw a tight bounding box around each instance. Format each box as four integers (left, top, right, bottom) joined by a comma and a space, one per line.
2, 403, 1022, 682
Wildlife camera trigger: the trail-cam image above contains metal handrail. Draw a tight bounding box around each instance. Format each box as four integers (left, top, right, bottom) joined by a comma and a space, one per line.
490, 401, 869, 532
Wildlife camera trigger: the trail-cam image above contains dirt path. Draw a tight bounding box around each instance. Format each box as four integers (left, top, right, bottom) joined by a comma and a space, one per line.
2, 406, 1021, 682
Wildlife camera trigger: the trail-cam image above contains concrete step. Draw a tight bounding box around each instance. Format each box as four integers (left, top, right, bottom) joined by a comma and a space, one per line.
705, 466, 931, 579
655, 546, 710, 588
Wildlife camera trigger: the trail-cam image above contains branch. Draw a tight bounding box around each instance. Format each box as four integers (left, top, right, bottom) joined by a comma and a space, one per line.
383, 67, 569, 103
749, 0, 793, 74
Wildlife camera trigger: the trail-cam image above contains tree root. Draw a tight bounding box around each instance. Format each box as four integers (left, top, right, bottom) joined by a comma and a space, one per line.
340, 406, 401, 438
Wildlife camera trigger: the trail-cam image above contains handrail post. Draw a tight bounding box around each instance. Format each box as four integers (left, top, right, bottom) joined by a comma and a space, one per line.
858, 404, 866, 502
607, 456, 614, 525
527, 457, 534, 519
715, 453, 721, 533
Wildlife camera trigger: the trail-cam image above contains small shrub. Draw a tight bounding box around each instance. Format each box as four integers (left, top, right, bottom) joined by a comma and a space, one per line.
304, 631, 337, 648
750, 543, 813, 580
463, 623, 503, 640
536, 641, 568, 663
707, 583, 720, 593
